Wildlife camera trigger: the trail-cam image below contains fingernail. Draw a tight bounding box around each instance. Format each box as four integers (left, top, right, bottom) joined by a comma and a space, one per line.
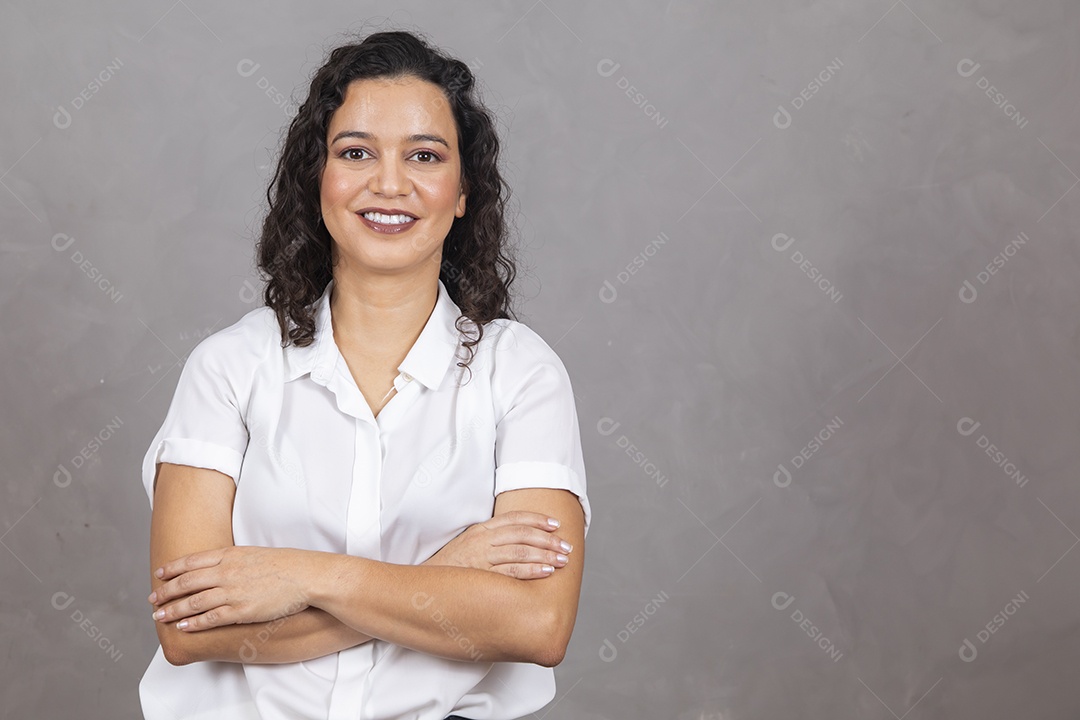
153, 609, 164, 620
147, 592, 157, 604
560, 541, 573, 553
176, 620, 189, 630
541, 565, 555, 573
556, 554, 568, 564
547, 518, 560, 528
155, 567, 164, 578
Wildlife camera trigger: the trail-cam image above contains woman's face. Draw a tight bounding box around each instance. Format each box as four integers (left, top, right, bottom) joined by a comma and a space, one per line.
320, 75, 466, 278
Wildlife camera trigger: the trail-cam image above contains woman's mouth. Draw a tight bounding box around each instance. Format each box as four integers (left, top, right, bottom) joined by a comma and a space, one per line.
357, 211, 418, 234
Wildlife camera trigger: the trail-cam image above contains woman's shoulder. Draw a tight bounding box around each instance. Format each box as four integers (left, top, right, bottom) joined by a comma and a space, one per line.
480, 316, 555, 353
182, 305, 280, 379
476, 317, 579, 425
477, 317, 572, 378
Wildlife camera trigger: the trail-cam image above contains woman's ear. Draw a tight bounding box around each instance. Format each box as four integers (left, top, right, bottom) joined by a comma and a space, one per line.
456, 179, 468, 217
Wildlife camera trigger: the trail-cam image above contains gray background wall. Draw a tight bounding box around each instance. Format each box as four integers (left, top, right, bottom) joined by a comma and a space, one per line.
2, 1, 1078, 718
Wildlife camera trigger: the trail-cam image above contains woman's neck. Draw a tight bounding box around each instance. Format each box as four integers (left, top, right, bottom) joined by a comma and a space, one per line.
329, 269, 439, 363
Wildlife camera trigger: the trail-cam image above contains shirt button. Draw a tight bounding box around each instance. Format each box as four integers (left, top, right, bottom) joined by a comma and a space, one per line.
401, 372, 412, 382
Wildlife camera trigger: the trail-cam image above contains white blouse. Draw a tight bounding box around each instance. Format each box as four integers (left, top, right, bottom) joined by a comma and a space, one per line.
138, 277, 591, 720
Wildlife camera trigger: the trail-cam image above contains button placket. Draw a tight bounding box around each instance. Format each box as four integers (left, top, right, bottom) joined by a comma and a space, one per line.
375, 374, 422, 430
328, 418, 383, 717
394, 371, 413, 392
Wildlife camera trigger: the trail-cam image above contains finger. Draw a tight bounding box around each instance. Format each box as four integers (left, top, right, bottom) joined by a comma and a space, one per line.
152, 567, 216, 606
480, 511, 561, 532
155, 548, 225, 582
491, 563, 558, 580
492, 543, 569, 568
174, 604, 236, 632
153, 588, 228, 625
488, 525, 572, 555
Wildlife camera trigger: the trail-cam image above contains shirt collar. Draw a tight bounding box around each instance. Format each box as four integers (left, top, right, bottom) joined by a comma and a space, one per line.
283, 277, 465, 392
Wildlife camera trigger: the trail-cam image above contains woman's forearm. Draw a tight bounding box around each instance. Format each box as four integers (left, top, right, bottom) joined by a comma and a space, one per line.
178, 606, 372, 665
174, 549, 474, 665
306, 553, 558, 666
178, 552, 445, 665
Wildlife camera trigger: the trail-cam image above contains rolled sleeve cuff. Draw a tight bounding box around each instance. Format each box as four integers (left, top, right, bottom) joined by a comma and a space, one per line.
153, 438, 245, 485
495, 461, 591, 537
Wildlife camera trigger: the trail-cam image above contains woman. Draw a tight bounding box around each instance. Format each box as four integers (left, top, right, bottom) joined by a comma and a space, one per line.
139, 29, 591, 720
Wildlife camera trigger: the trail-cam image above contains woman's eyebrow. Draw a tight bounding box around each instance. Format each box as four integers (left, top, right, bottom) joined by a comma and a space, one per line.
330, 130, 449, 148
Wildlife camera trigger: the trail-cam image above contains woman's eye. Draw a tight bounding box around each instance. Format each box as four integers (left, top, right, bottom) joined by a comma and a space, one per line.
339, 148, 439, 162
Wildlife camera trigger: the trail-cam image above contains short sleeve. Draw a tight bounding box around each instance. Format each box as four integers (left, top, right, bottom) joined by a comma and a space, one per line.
492, 324, 591, 538
141, 333, 251, 508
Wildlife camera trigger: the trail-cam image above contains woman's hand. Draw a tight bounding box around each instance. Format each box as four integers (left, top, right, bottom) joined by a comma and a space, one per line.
421, 511, 573, 579
148, 546, 314, 632
148, 512, 571, 631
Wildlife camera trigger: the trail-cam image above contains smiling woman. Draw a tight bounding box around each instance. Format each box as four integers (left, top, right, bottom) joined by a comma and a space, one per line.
139, 27, 591, 720
320, 77, 466, 291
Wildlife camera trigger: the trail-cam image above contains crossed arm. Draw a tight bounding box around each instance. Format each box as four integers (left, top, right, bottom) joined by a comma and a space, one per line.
148, 462, 585, 667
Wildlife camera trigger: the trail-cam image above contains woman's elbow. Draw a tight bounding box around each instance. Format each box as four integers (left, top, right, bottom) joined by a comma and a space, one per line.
157, 625, 194, 666
534, 644, 566, 668
532, 608, 572, 668
162, 642, 191, 667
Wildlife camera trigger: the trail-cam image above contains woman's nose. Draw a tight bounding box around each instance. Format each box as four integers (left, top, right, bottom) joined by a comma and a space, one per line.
369, 156, 409, 196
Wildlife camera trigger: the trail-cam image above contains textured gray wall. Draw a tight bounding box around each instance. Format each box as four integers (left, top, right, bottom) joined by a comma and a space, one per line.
3, 1, 1079, 718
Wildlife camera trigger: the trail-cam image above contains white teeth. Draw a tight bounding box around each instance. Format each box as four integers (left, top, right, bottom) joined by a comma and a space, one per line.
362, 211, 414, 225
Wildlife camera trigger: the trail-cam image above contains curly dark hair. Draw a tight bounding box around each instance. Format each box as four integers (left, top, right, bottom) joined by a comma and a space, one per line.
255, 28, 519, 375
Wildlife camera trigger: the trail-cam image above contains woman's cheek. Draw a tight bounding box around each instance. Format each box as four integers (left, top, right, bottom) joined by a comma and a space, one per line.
321, 166, 358, 205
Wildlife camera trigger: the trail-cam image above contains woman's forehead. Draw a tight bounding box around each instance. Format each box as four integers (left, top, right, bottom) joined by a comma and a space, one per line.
329, 77, 455, 140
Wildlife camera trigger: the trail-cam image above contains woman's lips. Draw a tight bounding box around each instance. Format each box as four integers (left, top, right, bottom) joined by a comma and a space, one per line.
357, 213, 418, 235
